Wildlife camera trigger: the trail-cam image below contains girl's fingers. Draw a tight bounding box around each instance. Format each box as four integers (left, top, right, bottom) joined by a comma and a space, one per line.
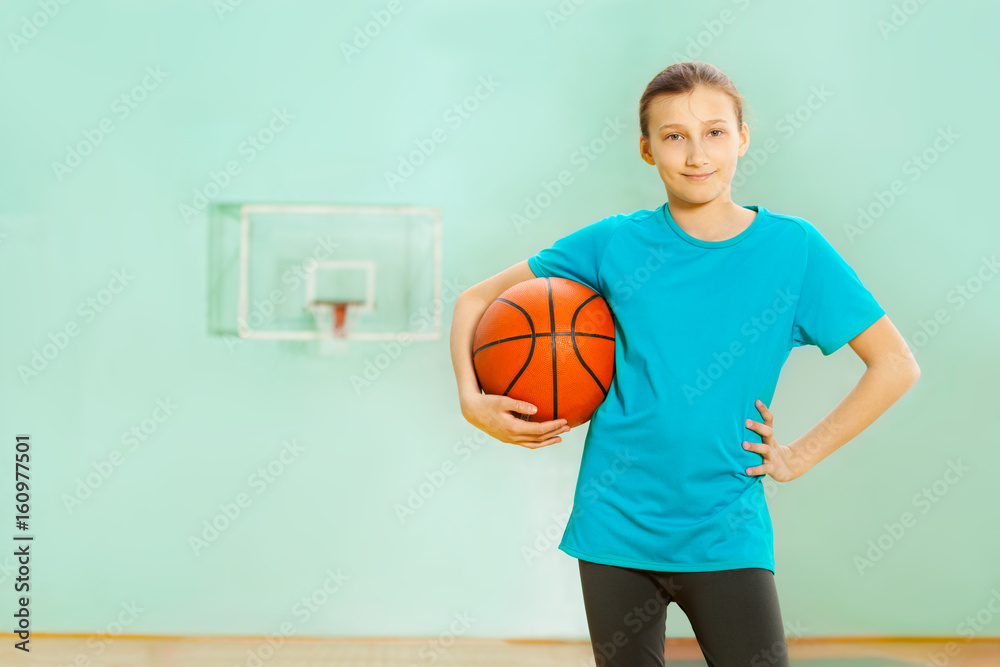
747, 419, 773, 439
506, 414, 568, 435
514, 422, 569, 442
511, 424, 569, 444
523, 436, 561, 449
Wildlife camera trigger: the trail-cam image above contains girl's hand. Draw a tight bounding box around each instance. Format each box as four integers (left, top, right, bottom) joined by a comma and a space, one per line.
461, 393, 570, 449
743, 399, 806, 483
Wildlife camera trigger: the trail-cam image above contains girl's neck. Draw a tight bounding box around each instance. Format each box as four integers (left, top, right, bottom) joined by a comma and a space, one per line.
666, 197, 755, 243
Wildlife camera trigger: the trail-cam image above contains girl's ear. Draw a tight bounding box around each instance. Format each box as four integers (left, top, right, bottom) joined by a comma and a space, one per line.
638, 136, 656, 165
737, 122, 750, 157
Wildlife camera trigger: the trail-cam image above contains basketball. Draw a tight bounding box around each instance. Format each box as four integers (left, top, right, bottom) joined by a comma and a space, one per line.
472, 277, 616, 428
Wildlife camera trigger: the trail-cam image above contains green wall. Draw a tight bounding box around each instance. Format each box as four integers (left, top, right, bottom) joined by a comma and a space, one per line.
2, 0, 998, 645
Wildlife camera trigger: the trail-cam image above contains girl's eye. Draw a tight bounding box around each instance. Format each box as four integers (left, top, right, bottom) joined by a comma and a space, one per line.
664, 130, 723, 140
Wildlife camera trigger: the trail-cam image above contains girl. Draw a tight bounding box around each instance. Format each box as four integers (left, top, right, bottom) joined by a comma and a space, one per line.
450, 61, 920, 667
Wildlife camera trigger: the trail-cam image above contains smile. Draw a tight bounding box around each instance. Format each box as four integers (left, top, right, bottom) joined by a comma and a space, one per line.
683, 171, 715, 181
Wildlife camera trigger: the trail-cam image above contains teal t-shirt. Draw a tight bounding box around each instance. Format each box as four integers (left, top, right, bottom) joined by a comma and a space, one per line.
526, 202, 885, 574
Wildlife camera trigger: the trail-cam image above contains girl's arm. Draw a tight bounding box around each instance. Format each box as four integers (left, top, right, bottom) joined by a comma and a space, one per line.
451, 260, 571, 448
787, 314, 920, 475
451, 260, 537, 406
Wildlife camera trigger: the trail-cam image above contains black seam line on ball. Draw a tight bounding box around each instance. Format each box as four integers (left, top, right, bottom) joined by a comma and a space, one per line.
472, 331, 614, 356
492, 299, 535, 398
547, 278, 557, 420
471, 299, 533, 357
571, 294, 609, 398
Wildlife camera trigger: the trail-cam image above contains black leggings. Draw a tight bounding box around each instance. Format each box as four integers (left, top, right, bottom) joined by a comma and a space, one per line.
578, 559, 788, 667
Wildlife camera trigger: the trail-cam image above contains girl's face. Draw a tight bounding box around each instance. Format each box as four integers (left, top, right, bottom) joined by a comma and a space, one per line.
639, 85, 749, 205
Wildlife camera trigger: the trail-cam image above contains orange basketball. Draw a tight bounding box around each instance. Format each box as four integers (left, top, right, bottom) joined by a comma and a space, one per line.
472, 277, 616, 428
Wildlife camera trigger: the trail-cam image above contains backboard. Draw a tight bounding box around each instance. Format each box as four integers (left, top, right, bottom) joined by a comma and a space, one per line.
208, 203, 442, 351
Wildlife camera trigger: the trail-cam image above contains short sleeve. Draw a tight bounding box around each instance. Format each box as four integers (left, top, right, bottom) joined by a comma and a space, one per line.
791, 221, 886, 355
526, 215, 621, 293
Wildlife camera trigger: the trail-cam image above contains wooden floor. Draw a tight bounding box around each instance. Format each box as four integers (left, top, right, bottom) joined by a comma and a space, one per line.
4, 636, 1000, 666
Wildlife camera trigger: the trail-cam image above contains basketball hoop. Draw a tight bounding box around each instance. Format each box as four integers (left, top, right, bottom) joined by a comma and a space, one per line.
307, 300, 363, 355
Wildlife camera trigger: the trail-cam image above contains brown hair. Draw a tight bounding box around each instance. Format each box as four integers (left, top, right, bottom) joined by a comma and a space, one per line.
638, 62, 748, 139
